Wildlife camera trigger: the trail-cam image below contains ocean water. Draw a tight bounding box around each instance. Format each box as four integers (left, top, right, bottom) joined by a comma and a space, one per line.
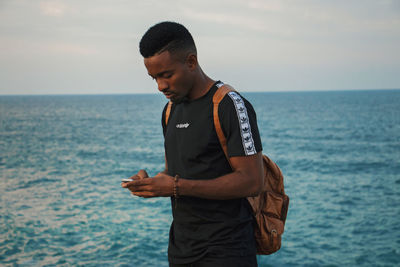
0, 90, 399, 267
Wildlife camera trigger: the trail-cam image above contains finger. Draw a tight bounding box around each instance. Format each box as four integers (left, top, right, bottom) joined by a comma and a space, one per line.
126, 178, 152, 188
129, 174, 142, 180
127, 184, 152, 193
122, 179, 138, 188
138, 169, 149, 179
132, 191, 154, 198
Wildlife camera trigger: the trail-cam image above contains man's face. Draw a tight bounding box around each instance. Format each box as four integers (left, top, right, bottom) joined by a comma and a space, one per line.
144, 51, 194, 103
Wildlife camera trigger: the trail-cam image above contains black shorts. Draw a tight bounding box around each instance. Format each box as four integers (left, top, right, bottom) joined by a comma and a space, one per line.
169, 254, 258, 267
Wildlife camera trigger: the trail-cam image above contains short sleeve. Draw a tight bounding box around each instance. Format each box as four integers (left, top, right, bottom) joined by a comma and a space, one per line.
218, 92, 263, 157
161, 102, 168, 137
162, 102, 176, 137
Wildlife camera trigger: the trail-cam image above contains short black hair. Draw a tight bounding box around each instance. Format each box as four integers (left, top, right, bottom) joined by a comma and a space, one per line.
139, 21, 197, 58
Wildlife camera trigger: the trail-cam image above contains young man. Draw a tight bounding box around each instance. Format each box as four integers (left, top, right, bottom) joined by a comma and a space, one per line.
122, 21, 263, 267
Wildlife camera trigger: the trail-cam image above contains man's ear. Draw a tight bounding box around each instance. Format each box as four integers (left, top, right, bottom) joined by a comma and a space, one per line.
186, 53, 198, 70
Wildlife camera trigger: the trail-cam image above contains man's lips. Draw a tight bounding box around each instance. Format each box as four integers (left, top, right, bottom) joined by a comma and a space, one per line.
164, 92, 173, 99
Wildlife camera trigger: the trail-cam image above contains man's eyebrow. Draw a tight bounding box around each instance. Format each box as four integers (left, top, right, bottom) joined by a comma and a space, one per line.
150, 70, 173, 78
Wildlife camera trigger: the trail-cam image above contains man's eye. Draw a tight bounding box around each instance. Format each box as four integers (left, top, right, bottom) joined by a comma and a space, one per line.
164, 73, 172, 78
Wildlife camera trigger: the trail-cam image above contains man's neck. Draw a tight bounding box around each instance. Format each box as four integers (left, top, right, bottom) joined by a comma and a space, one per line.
187, 70, 215, 101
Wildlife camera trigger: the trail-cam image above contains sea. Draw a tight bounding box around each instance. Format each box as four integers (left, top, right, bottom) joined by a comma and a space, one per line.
0, 89, 399, 267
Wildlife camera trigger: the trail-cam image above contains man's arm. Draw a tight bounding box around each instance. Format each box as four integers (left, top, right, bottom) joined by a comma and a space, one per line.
123, 152, 263, 200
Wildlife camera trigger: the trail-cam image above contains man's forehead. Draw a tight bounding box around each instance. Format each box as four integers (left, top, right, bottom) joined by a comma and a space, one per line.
144, 50, 184, 74
144, 51, 173, 67
143, 53, 171, 76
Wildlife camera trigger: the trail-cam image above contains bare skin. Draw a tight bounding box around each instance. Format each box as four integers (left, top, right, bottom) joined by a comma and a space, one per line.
121, 50, 264, 200
122, 153, 263, 200
143, 50, 215, 103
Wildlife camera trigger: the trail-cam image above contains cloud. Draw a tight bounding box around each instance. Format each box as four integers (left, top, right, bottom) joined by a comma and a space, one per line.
181, 7, 267, 32
0, 0, 399, 94
246, 0, 283, 12
46, 42, 99, 56
39, 0, 66, 17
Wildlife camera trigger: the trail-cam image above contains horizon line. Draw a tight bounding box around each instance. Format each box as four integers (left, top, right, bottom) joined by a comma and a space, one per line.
0, 87, 399, 96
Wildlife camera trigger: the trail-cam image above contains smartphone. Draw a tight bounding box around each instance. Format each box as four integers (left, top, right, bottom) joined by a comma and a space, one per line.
121, 178, 134, 183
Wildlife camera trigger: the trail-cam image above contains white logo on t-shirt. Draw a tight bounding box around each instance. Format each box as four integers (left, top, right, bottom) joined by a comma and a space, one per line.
176, 123, 190, 129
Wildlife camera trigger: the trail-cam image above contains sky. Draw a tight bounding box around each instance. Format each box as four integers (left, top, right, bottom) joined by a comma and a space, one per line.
0, 0, 399, 95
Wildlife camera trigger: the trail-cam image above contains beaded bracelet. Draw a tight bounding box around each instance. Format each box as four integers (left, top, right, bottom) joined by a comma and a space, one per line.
173, 175, 179, 199
173, 175, 179, 209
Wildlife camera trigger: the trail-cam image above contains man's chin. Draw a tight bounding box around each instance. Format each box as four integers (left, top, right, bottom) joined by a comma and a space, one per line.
170, 95, 188, 104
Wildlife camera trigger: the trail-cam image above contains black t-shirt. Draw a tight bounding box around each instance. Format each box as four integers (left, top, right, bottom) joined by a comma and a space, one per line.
162, 81, 262, 264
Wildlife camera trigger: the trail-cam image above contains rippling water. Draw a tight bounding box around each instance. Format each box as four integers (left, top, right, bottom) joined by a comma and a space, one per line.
1, 90, 399, 266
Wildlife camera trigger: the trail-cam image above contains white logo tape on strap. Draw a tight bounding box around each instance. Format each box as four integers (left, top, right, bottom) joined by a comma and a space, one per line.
216, 81, 224, 88
228, 92, 256, 156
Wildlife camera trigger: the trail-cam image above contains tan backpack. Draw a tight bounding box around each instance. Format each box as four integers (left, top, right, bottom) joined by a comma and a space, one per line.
165, 84, 290, 255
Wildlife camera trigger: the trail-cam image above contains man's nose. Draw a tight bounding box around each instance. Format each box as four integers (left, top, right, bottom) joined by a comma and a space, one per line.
157, 79, 168, 92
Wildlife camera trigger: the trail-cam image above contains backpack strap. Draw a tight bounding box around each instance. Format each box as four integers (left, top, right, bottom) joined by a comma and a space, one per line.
165, 101, 173, 125
212, 84, 236, 165
165, 84, 234, 162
